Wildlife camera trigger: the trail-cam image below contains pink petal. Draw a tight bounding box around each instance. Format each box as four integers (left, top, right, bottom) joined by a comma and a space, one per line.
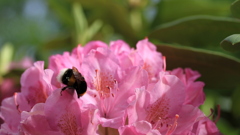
82, 41, 108, 55
110, 40, 143, 70
21, 115, 60, 135
81, 47, 119, 90
113, 66, 148, 112
20, 103, 59, 135
110, 40, 131, 55
44, 89, 99, 134
20, 61, 54, 107
71, 45, 84, 63
0, 97, 21, 133
119, 121, 161, 135
149, 73, 185, 117
136, 38, 163, 81
174, 105, 203, 134
171, 68, 205, 107
190, 114, 221, 135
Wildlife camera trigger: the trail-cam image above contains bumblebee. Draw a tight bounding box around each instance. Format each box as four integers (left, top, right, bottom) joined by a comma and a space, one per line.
57, 67, 87, 98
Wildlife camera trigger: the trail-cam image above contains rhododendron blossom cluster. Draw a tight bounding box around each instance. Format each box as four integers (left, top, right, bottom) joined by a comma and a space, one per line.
0, 39, 221, 135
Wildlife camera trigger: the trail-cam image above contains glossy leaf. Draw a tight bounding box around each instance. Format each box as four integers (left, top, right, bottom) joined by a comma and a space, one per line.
152, 0, 231, 26
149, 16, 240, 51
156, 44, 240, 91
221, 34, 240, 52
231, 0, 240, 18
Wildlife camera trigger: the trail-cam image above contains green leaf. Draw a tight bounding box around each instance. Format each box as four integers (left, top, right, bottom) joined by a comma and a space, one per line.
48, 0, 74, 27
42, 34, 73, 50
156, 44, 240, 91
72, 2, 103, 45
72, 0, 137, 43
221, 34, 240, 53
73, 2, 88, 37
84, 20, 103, 44
152, 0, 231, 26
99, 2, 137, 43
149, 16, 240, 51
231, 0, 240, 18
232, 86, 240, 118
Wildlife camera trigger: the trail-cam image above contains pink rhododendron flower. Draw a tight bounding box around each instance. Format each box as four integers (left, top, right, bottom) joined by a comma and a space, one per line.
170, 68, 205, 107
20, 89, 99, 135
119, 120, 161, 135
126, 72, 202, 135
0, 39, 221, 135
189, 116, 221, 135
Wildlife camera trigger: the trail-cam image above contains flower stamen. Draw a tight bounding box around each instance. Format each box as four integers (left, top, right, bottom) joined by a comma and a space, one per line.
165, 114, 179, 135
214, 105, 221, 124
94, 69, 116, 99
163, 56, 166, 72
14, 93, 21, 112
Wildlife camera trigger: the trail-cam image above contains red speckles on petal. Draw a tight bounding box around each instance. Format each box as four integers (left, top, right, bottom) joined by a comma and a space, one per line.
94, 69, 116, 99
57, 112, 82, 135
146, 95, 170, 125
145, 95, 180, 134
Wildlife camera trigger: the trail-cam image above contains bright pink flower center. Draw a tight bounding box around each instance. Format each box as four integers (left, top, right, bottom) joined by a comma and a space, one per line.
94, 69, 117, 99
145, 95, 179, 134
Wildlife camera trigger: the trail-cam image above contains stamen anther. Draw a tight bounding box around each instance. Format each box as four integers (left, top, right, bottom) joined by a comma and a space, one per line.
165, 114, 179, 135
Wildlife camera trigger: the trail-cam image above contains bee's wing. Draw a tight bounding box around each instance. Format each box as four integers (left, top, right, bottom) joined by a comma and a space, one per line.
72, 67, 87, 97
72, 67, 85, 81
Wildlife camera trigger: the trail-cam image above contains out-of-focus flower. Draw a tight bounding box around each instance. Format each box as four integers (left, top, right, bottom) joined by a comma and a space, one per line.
0, 39, 221, 135
9, 57, 33, 70
0, 57, 33, 103
0, 79, 20, 103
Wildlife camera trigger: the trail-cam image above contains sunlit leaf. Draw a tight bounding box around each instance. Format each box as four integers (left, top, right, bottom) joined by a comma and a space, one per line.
156, 44, 240, 91
231, 0, 240, 18
221, 34, 240, 52
0, 43, 14, 76
200, 90, 216, 115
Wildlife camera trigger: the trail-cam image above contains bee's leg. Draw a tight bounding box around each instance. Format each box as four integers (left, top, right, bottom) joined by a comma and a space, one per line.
60, 86, 74, 96
60, 86, 67, 96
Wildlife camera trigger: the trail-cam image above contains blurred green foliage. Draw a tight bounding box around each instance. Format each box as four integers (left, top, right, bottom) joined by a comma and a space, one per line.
0, 0, 240, 134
